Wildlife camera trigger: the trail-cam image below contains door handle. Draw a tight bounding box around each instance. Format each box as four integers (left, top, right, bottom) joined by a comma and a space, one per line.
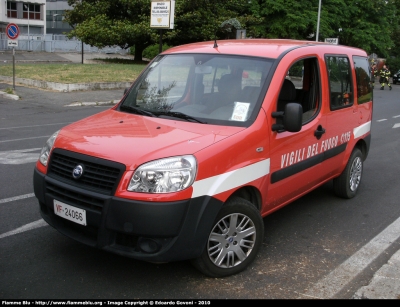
314, 125, 325, 140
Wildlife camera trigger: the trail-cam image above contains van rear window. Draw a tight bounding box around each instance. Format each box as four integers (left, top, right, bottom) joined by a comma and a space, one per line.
353, 56, 372, 104
325, 55, 354, 110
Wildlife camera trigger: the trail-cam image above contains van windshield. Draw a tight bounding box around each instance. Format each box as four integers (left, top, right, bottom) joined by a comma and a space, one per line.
120, 54, 273, 126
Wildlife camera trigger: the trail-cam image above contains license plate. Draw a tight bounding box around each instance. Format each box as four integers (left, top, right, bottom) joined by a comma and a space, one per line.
54, 199, 87, 226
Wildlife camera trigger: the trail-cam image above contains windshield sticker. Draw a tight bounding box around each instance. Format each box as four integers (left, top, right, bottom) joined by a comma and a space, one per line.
230, 102, 250, 122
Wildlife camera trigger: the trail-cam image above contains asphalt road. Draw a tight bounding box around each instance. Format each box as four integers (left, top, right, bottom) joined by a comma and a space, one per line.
0, 80, 399, 300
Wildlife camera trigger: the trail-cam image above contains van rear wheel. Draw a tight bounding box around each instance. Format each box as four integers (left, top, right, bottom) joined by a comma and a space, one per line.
191, 196, 264, 278
333, 148, 363, 199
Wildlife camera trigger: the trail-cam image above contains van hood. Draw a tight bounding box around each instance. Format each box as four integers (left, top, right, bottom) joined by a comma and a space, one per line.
54, 109, 243, 170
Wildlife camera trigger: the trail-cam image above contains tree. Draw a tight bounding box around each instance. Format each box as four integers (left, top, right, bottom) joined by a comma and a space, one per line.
166, 0, 261, 45
65, 0, 157, 62
64, 0, 259, 61
64, 0, 399, 62
334, 0, 396, 58
250, 0, 396, 56
255, 0, 319, 39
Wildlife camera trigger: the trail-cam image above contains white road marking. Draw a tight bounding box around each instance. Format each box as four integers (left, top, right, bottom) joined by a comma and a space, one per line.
0, 148, 41, 164
394, 123, 400, 129
393, 115, 400, 118
0, 193, 35, 204
0, 136, 50, 143
0, 122, 71, 130
300, 216, 400, 299
0, 219, 48, 239
377, 119, 387, 122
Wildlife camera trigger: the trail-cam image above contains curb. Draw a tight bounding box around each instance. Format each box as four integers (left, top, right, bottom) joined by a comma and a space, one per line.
352, 249, 400, 299
0, 90, 20, 100
2, 60, 71, 64
0, 75, 131, 92
0, 90, 121, 105
66, 100, 120, 107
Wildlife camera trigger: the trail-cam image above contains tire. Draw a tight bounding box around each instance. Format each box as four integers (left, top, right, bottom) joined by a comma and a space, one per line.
191, 196, 264, 278
333, 148, 363, 199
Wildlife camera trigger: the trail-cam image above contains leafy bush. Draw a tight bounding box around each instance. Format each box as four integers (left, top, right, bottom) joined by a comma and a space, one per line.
130, 44, 172, 60
143, 44, 172, 60
386, 57, 400, 75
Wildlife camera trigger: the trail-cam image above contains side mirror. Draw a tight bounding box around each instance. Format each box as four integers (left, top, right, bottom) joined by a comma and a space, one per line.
283, 103, 302, 132
272, 103, 302, 132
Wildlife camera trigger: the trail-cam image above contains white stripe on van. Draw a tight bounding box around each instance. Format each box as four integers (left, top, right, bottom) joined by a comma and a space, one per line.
192, 159, 270, 198
353, 121, 371, 139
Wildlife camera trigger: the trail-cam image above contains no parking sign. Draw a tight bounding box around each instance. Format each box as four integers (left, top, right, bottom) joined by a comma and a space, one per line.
6, 23, 19, 90
6, 23, 20, 39
6, 23, 19, 47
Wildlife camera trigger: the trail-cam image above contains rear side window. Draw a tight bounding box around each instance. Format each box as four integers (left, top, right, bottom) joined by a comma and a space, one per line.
353, 56, 372, 104
325, 56, 353, 110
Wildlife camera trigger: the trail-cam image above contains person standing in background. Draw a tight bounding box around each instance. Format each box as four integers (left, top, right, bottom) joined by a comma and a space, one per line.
371, 63, 377, 88
379, 64, 392, 90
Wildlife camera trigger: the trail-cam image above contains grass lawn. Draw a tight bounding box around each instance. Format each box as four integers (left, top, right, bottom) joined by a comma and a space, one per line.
0, 59, 148, 84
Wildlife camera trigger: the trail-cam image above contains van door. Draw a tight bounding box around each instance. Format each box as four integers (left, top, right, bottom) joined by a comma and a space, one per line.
318, 55, 358, 179
266, 57, 327, 210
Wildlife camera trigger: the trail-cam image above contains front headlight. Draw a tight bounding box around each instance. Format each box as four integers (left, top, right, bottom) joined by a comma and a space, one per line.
39, 130, 59, 166
128, 155, 197, 193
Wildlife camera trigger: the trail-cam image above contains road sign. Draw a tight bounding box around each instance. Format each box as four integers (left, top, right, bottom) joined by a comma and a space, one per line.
325, 38, 339, 45
150, 1, 171, 28
8, 40, 18, 47
6, 23, 20, 40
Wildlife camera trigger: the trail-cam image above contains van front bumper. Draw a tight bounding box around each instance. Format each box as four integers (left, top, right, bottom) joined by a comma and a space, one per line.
33, 168, 223, 262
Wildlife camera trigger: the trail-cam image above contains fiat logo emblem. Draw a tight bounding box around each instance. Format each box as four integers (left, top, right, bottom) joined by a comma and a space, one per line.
72, 165, 84, 179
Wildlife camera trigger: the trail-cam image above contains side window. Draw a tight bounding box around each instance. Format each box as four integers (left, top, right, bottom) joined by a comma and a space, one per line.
353, 56, 372, 104
277, 58, 320, 124
325, 56, 353, 109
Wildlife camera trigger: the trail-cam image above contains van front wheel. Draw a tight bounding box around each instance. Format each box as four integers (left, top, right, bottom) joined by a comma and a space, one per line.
333, 148, 363, 199
191, 197, 264, 278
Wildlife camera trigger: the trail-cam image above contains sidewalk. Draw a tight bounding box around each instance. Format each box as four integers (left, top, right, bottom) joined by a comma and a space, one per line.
352, 249, 400, 299
1, 51, 400, 300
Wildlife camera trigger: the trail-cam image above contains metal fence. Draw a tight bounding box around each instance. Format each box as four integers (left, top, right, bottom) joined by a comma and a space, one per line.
0, 33, 129, 54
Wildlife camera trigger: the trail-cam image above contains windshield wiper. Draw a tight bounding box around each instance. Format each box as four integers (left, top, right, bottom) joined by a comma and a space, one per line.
154, 111, 206, 124
120, 106, 206, 123
120, 105, 156, 117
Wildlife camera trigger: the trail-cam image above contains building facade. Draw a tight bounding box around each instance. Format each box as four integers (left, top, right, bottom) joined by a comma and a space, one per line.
46, 0, 72, 34
1, 0, 72, 37
1, 0, 47, 36
0, 1, 125, 54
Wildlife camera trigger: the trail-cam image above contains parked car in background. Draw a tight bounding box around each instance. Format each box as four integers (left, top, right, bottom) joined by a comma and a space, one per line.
393, 70, 400, 84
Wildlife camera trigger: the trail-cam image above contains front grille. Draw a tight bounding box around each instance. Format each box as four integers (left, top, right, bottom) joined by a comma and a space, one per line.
46, 181, 104, 213
48, 149, 125, 195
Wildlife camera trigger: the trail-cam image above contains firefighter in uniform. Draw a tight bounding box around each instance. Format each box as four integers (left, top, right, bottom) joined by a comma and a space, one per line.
379, 64, 392, 90
371, 63, 377, 88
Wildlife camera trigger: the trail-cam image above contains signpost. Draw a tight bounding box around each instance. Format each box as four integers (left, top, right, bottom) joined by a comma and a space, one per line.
150, 1, 175, 53
6, 23, 20, 90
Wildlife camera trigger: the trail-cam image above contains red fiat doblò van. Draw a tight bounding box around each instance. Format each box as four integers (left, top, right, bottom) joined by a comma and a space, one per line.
34, 39, 372, 277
